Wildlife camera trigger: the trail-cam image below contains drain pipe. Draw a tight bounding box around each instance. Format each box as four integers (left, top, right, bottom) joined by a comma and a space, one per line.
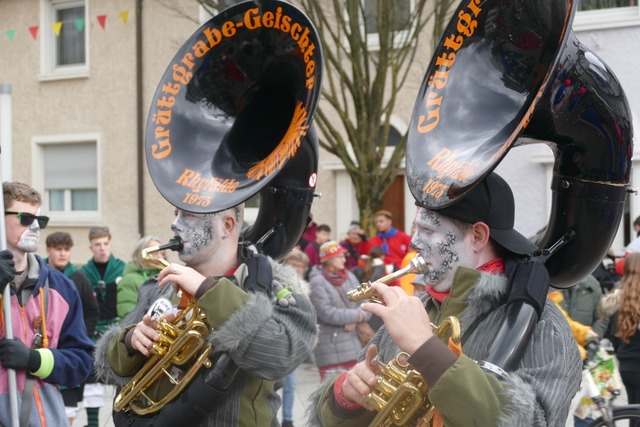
136, 0, 145, 236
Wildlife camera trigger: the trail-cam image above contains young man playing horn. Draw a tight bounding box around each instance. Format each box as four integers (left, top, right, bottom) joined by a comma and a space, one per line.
309, 172, 581, 426
95, 205, 317, 426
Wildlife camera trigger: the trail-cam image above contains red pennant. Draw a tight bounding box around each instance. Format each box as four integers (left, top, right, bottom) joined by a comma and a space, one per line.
29, 26, 39, 40
97, 15, 107, 29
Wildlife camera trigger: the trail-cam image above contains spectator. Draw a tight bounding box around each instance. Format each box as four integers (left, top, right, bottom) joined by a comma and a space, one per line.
45, 231, 99, 425
117, 235, 165, 320
280, 249, 311, 427
626, 216, 640, 253
601, 252, 640, 424
398, 248, 419, 295
559, 274, 609, 338
340, 222, 370, 271
304, 223, 331, 269
299, 213, 318, 251
351, 246, 386, 284
308, 241, 371, 381
368, 210, 412, 271
0, 181, 93, 426
592, 254, 622, 294
80, 226, 126, 427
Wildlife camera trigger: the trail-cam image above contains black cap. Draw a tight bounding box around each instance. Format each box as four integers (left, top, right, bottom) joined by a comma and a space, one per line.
428, 172, 537, 255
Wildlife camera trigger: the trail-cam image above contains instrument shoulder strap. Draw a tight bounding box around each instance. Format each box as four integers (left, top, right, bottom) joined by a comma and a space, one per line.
20, 278, 49, 427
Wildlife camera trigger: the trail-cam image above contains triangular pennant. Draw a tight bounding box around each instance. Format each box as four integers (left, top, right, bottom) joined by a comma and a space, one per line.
6, 30, 16, 42
29, 26, 39, 40
119, 11, 129, 24
97, 15, 107, 29
75, 18, 85, 32
52, 21, 63, 36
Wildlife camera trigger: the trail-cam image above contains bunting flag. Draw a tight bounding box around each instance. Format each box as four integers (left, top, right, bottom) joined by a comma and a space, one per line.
74, 18, 85, 32
97, 15, 107, 29
29, 26, 39, 40
4, 11, 129, 43
52, 21, 63, 36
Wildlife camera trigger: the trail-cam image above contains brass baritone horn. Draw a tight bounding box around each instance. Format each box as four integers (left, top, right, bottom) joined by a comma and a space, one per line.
367, 317, 461, 427
348, 255, 427, 305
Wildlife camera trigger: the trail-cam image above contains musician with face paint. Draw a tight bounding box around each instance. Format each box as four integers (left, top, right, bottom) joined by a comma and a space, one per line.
0, 181, 94, 427
96, 206, 317, 427
310, 172, 581, 427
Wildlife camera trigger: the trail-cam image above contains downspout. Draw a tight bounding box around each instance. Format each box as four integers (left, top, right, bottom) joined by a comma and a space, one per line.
136, 0, 145, 236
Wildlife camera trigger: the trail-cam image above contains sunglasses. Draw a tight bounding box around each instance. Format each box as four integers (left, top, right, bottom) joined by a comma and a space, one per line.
4, 211, 50, 229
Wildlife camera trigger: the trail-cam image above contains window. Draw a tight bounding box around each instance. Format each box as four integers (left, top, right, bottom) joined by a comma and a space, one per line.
362, 0, 414, 50
40, 0, 89, 80
578, 0, 638, 11
574, 0, 640, 30
33, 134, 99, 224
376, 125, 402, 148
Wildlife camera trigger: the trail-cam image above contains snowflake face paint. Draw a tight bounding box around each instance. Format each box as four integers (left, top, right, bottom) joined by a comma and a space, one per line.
171, 210, 220, 267
411, 207, 475, 292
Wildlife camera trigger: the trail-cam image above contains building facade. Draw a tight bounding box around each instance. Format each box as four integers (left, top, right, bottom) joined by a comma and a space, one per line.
0, 0, 639, 268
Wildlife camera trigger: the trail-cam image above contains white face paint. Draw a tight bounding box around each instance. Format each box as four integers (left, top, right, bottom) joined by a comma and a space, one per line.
17, 218, 41, 253
5, 201, 42, 254
170, 210, 221, 267
411, 207, 476, 292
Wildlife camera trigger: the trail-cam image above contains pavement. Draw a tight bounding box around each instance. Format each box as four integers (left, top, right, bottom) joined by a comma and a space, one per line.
71, 362, 322, 427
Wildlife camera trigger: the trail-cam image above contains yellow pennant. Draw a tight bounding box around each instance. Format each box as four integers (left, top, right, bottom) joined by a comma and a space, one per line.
52, 21, 62, 36
120, 10, 129, 24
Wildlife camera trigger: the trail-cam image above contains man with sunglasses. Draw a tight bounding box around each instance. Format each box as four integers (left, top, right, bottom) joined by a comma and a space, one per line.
0, 181, 94, 427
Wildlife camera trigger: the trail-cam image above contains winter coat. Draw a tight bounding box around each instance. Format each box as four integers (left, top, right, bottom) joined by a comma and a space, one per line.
116, 262, 161, 321
0, 254, 94, 427
558, 274, 609, 337
308, 265, 370, 368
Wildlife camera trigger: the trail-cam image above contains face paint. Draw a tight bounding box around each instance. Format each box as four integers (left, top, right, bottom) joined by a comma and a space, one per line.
411, 207, 475, 292
16, 219, 40, 253
171, 210, 220, 266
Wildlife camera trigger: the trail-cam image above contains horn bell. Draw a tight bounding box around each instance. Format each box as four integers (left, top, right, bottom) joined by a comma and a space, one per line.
406, 0, 633, 288
145, 0, 323, 215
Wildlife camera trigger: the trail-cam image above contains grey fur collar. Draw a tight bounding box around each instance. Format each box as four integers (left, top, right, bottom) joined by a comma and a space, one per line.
458, 271, 509, 333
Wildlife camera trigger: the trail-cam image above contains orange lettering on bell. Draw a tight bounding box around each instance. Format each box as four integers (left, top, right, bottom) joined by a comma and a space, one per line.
151, 139, 171, 159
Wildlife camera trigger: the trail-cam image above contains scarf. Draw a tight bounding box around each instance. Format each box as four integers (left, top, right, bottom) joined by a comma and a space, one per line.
426, 258, 505, 303
322, 265, 349, 286
63, 262, 78, 278
81, 254, 126, 291
377, 227, 398, 255
43, 258, 78, 278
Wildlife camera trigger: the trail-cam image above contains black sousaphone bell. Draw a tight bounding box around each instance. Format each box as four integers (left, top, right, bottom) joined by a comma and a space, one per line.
407, 0, 633, 288
145, 0, 323, 260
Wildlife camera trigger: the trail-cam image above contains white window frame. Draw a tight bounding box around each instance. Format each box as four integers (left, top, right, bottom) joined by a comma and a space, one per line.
353, 0, 416, 51
574, 4, 640, 31
32, 133, 101, 225
39, 0, 90, 81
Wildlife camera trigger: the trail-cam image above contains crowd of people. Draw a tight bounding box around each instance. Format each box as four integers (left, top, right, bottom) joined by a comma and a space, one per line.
1, 178, 640, 427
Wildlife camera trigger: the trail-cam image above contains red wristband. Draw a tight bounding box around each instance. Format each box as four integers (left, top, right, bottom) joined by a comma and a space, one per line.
333, 371, 362, 410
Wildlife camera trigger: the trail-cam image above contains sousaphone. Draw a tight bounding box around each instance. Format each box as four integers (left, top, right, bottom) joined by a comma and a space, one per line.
145, 0, 322, 260
407, 0, 633, 288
